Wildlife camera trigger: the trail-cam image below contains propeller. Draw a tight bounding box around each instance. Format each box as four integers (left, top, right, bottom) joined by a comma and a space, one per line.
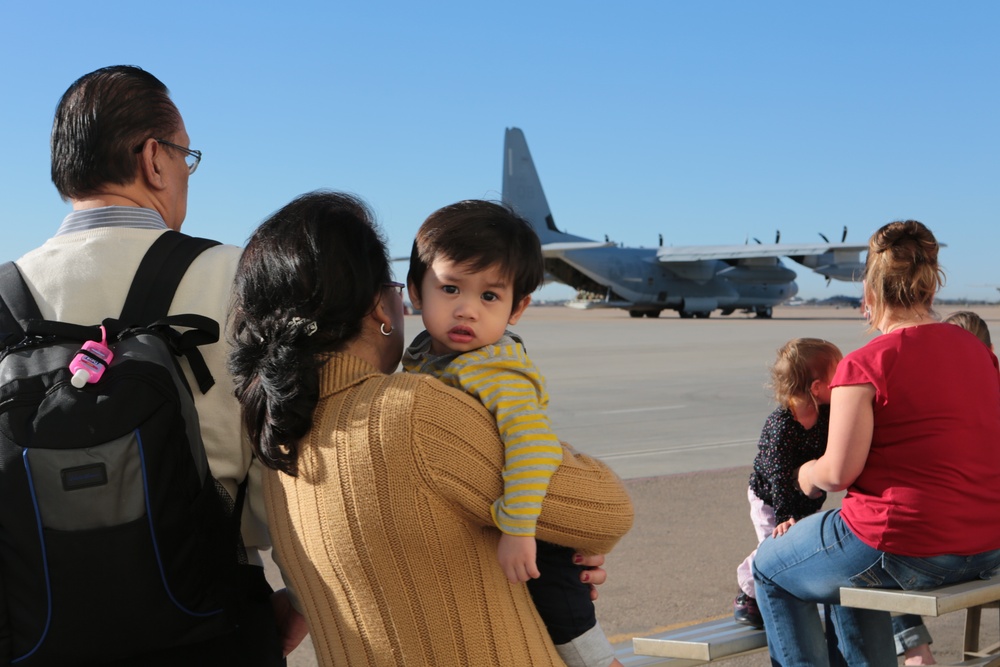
775, 230, 781, 243
841, 226, 848, 242
753, 237, 762, 244
818, 232, 830, 243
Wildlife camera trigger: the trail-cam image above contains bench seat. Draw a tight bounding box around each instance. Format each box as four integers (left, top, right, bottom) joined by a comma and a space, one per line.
629, 617, 767, 664
615, 643, 701, 667
840, 579, 1000, 617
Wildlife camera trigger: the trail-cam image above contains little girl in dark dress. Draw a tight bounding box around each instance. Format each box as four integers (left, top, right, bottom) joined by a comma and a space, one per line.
734, 337, 842, 628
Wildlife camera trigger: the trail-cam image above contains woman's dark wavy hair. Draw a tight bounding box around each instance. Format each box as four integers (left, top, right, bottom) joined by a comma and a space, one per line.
229, 191, 391, 475
51, 65, 179, 201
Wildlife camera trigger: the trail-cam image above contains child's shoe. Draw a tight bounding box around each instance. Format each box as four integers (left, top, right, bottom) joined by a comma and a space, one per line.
733, 592, 764, 628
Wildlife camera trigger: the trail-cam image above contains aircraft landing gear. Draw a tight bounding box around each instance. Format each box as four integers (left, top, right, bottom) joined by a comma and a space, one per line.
629, 310, 644, 318
755, 307, 773, 319
694, 311, 711, 319
645, 310, 661, 318
679, 311, 694, 319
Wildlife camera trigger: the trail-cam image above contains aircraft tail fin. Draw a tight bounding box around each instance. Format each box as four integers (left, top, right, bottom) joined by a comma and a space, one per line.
502, 128, 591, 244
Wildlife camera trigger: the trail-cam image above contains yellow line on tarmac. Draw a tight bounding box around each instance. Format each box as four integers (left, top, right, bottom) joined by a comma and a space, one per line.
607, 613, 731, 644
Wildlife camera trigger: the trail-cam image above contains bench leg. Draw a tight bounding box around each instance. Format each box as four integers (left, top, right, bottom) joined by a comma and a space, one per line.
965, 606, 983, 658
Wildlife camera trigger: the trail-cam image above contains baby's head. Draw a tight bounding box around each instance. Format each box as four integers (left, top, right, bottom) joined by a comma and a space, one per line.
407, 200, 544, 354
770, 338, 843, 409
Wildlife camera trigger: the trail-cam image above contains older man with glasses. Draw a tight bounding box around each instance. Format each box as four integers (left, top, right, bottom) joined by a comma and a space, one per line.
9, 65, 306, 666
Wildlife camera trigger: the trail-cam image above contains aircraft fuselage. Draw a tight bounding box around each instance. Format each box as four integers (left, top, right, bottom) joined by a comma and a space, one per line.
549, 247, 798, 315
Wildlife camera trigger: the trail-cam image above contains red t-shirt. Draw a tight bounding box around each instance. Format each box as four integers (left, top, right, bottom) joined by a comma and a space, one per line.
832, 322, 1000, 557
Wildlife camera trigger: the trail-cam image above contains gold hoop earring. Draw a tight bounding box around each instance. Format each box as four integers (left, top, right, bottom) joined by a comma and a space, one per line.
380, 323, 393, 336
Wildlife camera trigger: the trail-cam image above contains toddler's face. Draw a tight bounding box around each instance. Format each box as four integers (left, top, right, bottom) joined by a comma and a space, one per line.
412, 257, 529, 356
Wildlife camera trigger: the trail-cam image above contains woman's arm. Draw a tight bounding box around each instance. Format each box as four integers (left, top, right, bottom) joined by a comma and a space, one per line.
798, 384, 875, 496
533, 442, 635, 554
411, 378, 634, 555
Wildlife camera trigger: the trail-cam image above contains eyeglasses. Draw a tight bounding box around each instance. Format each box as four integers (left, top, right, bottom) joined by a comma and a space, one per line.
134, 138, 202, 174
384, 281, 405, 296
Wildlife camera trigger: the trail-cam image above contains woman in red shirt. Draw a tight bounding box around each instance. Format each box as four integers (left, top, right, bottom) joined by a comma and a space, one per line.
753, 220, 1000, 666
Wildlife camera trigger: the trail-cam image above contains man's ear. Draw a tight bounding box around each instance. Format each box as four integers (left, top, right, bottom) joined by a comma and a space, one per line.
407, 280, 422, 311
507, 295, 532, 325
137, 138, 167, 190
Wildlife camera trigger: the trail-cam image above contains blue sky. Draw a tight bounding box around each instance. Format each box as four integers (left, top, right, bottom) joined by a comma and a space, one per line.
3, 1, 998, 302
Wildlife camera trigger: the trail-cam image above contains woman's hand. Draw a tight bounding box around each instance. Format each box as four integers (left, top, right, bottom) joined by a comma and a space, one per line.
795, 460, 824, 499
271, 588, 310, 656
575, 553, 608, 601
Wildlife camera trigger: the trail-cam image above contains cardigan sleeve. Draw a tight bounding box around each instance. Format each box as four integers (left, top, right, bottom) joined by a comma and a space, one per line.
409, 377, 633, 555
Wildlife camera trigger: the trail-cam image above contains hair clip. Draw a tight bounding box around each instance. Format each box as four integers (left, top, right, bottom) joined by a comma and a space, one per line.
289, 316, 318, 337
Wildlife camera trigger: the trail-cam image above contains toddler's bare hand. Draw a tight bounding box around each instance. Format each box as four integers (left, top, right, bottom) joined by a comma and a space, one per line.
497, 533, 539, 583
772, 517, 797, 538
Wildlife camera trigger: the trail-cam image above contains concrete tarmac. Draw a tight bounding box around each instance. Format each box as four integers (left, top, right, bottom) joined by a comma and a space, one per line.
267, 304, 1000, 666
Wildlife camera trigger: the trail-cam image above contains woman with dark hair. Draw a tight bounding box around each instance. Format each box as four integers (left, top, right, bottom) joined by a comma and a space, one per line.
752, 220, 1000, 666
229, 191, 634, 667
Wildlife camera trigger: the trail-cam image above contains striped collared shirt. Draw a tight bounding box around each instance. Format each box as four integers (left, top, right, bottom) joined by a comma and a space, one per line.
55, 206, 168, 236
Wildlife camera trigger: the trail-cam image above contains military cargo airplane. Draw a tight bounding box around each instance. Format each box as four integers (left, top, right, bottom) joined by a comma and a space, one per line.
501, 127, 868, 318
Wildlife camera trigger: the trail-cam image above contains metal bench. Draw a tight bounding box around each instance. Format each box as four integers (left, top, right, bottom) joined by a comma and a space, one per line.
841, 578, 1000, 666
614, 642, 693, 667
628, 617, 767, 664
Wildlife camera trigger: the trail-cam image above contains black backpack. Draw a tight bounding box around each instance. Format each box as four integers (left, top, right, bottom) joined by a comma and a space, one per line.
0, 231, 246, 666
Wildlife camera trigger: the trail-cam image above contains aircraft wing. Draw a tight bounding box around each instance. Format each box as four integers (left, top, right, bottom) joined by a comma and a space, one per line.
656, 243, 868, 263
657, 242, 871, 283
541, 241, 616, 256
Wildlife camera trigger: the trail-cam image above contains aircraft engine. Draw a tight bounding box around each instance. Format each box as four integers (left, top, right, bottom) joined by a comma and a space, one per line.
716, 263, 797, 285
663, 261, 717, 283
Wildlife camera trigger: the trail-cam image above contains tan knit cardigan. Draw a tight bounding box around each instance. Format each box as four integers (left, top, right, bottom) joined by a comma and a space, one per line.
265, 353, 634, 666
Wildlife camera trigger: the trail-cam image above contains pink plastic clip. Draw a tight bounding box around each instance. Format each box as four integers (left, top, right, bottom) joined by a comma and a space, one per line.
69, 325, 114, 388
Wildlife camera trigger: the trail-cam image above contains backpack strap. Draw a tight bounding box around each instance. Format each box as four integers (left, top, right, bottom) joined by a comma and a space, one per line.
125, 233, 252, 550
119, 231, 222, 325
0, 263, 114, 349
215, 475, 250, 565
0, 262, 43, 348
116, 231, 223, 393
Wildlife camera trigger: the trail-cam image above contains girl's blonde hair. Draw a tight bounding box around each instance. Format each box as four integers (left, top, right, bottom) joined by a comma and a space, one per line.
864, 220, 945, 331
770, 338, 843, 408
945, 311, 992, 348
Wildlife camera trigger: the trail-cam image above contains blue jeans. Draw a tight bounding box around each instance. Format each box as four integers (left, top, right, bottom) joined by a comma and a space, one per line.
752, 509, 1000, 667
891, 614, 931, 655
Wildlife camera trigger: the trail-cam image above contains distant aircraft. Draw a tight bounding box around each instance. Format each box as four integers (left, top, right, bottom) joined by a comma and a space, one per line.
501, 127, 868, 318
